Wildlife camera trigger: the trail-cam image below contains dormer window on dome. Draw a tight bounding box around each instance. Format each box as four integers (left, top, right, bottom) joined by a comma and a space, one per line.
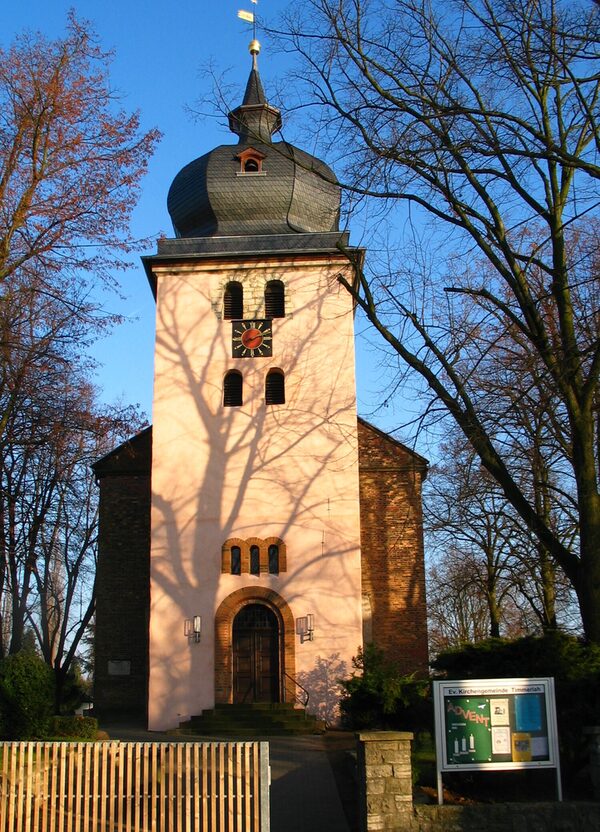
236, 147, 266, 176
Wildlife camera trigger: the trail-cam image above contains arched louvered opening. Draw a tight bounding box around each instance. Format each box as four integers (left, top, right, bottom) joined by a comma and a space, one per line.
264, 280, 285, 318
223, 371, 243, 407
224, 281, 243, 320
265, 370, 285, 405
244, 158, 260, 172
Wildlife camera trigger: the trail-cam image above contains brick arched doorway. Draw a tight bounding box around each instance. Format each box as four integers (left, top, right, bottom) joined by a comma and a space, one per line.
214, 588, 296, 705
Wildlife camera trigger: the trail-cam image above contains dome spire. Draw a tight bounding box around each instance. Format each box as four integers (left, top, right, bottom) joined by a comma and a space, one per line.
228, 33, 282, 143
241, 40, 266, 106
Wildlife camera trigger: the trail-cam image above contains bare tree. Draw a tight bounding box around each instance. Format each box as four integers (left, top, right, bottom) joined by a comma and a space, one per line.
0, 13, 160, 288
425, 428, 576, 648
0, 277, 142, 705
426, 437, 523, 639
427, 550, 508, 656
0, 14, 160, 440
0, 14, 157, 701
279, 0, 600, 640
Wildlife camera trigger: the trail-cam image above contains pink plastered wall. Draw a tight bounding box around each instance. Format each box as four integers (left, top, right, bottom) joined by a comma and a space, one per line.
147, 254, 363, 730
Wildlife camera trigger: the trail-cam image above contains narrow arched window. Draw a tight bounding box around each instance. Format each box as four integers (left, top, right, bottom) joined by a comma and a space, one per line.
244, 158, 259, 173
223, 371, 243, 407
268, 545, 279, 575
250, 545, 260, 575
265, 370, 285, 405
264, 280, 285, 318
224, 281, 243, 320
231, 546, 241, 575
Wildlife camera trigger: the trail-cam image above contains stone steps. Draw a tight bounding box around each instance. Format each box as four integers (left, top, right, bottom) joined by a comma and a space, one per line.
177, 703, 326, 736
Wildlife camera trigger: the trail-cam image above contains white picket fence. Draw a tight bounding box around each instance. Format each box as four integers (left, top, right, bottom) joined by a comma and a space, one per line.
0, 740, 270, 832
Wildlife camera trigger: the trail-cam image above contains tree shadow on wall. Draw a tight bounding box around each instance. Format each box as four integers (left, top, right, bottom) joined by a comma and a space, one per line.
148, 264, 362, 725
297, 653, 348, 725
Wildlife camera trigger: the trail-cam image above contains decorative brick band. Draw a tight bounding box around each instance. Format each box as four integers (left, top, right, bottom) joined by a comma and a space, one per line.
221, 537, 287, 575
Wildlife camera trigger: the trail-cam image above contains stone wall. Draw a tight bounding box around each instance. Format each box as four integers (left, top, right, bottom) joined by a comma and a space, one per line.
413, 802, 600, 831
357, 419, 429, 674
357, 731, 600, 832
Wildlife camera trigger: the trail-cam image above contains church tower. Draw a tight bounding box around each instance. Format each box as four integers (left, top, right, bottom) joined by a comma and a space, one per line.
145, 42, 363, 729
93, 42, 429, 730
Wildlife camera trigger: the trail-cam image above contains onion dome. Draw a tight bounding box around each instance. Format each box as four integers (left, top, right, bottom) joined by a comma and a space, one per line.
167, 42, 340, 238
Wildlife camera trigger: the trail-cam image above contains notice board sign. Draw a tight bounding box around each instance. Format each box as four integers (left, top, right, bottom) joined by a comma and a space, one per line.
433, 678, 561, 802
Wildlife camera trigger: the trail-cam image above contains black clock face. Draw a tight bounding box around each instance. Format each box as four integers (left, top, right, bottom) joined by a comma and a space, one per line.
232, 319, 273, 358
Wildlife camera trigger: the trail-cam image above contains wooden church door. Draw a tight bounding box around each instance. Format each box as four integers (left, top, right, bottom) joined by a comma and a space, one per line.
232, 604, 280, 703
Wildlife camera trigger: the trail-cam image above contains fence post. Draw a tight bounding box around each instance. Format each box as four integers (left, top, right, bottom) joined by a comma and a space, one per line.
259, 741, 271, 832
356, 731, 414, 832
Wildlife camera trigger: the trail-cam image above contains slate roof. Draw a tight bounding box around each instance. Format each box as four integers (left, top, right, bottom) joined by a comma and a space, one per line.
142, 231, 356, 297
93, 426, 152, 478
167, 140, 339, 238
167, 55, 340, 240
242, 67, 266, 106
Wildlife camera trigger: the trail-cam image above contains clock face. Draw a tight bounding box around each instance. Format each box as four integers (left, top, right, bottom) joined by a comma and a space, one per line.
232, 319, 273, 358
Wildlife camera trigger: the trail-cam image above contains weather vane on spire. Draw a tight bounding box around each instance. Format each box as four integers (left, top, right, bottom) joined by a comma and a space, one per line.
238, 0, 260, 63
238, 1, 259, 40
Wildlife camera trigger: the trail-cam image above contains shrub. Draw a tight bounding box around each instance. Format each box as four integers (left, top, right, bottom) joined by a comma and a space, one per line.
0, 652, 55, 739
49, 715, 98, 739
57, 661, 91, 715
339, 644, 432, 735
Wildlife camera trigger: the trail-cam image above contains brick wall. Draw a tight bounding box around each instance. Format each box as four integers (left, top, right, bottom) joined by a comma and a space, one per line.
358, 418, 429, 674
93, 430, 151, 720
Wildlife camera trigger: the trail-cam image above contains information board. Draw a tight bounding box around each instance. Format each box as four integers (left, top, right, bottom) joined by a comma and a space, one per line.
433, 678, 561, 802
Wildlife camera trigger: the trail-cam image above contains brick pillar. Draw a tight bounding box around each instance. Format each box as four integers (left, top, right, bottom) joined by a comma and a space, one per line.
356, 731, 414, 831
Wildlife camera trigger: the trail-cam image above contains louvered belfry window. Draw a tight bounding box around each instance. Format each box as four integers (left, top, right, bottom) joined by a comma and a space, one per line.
265, 370, 285, 405
264, 280, 285, 318
224, 281, 243, 319
223, 371, 243, 407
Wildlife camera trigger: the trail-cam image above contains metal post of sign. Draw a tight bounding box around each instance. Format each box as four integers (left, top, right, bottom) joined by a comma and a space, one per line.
547, 679, 563, 801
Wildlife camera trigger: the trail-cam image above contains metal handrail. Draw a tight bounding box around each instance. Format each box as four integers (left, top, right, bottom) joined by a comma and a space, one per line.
283, 672, 309, 707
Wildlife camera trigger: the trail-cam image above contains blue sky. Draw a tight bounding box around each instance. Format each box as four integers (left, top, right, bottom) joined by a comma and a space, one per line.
2, 1, 411, 437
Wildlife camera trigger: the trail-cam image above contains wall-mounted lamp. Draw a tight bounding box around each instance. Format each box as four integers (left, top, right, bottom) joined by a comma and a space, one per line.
296, 614, 315, 643
184, 615, 202, 643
